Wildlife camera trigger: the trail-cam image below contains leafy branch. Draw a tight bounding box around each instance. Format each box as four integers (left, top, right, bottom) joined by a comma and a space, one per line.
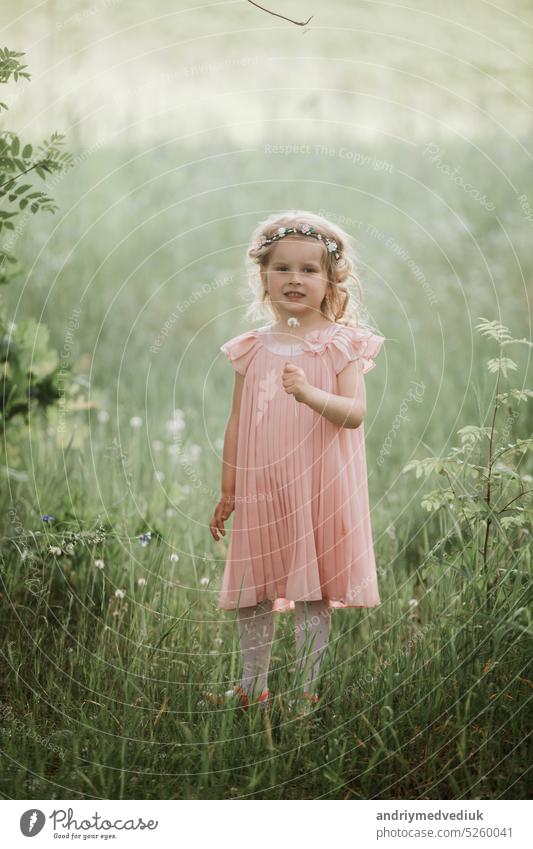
403, 317, 533, 582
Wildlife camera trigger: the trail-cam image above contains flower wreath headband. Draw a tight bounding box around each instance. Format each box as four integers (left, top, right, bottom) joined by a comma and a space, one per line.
256, 223, 341, 261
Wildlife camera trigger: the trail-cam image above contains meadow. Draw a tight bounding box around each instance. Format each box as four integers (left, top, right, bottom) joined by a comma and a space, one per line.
0, 130, 531, 799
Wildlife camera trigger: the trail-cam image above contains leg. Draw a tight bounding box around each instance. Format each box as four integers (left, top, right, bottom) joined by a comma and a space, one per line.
236, 598, 274, 700
294, 599, 331, 695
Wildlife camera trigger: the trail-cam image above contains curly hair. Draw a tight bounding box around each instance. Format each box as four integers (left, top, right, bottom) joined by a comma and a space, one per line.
243, 209, 376, 332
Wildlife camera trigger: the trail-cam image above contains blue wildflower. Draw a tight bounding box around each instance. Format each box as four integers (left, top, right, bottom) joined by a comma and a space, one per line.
42, 514, 55, 523
138, 532, 152, 547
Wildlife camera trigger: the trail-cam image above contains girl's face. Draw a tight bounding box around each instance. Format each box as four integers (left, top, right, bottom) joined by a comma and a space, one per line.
260, 237, 329, 322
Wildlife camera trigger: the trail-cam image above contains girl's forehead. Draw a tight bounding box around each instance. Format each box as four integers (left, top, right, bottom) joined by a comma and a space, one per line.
269, 237, 324, 262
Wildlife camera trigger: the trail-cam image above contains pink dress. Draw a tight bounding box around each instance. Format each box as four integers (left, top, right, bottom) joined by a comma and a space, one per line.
218, 321, 384, 613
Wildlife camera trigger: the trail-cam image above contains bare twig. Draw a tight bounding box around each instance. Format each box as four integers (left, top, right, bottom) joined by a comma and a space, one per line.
247, 1, 313, 26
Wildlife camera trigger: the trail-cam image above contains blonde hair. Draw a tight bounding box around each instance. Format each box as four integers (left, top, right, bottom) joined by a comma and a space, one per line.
243, 209, 376, 331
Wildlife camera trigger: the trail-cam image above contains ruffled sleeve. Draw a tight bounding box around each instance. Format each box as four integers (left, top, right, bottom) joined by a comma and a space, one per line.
328, 325, 385, 375
220, 330, 261, 376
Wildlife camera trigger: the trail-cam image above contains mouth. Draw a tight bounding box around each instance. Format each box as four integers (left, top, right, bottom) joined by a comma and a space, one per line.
284, 291, 305, 300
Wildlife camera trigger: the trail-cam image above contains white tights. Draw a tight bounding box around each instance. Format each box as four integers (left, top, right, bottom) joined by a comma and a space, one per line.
236, 598, 331, 697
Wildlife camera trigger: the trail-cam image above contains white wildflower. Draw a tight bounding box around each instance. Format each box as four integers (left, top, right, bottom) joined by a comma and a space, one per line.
166, 418, 185, 435
188, 444, 201, 461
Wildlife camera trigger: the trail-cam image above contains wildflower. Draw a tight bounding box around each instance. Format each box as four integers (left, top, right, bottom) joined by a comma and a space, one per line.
97, 409, 109, 423
187, 444, 201, 461
42, 514, 55, 523
154, 471, 165, 483
129, 416, 143, 429
65, 543, 75, 555
165, 418, 184, 434
94, 559, 105, 570
200, 577, 210, 587
49, 546, 62, 556
115, 588, 125, 599
137, 577, 146, 588
138, 532, 152, 547
170, 553, 179, 562
21, 549, 30, 562
288, 317, 300, 328
408, 598, 418, 607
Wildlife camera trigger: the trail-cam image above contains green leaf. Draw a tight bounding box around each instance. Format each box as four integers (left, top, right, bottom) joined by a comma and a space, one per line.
497, 389, 533, 403
487, 357, 517, 376
457, 425, 491, 447
475, 317, 512, 342
21, 143, 32, 158
500, 515, 526, 529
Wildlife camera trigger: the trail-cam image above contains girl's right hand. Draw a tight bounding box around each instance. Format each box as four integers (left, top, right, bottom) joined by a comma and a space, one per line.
209, 493, 235, 541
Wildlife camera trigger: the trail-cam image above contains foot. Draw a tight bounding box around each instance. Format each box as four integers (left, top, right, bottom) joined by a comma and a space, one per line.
225, 686, 270, 712
225, 685, 250, 711
257, 689, 271, 709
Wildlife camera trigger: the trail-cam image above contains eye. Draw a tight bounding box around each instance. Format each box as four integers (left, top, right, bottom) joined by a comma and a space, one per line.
304, 267, 318, 273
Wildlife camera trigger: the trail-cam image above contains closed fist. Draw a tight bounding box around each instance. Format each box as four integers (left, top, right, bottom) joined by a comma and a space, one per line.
282, 362, 310, 403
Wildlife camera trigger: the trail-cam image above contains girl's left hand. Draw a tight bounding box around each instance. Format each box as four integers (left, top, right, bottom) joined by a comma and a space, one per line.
282, 362, 311, 403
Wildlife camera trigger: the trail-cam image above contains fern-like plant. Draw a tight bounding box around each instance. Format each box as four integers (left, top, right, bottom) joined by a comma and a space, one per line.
0, 47, 74, 433
402, 318, 533, 573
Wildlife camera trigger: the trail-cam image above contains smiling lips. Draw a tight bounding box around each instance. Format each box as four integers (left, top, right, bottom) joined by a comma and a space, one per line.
284, 291, 305, 299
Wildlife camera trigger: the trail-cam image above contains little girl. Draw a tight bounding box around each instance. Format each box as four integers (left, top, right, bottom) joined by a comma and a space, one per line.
210, 210, 385, 715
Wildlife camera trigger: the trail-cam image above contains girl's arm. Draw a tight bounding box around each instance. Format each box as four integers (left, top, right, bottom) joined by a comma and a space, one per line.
221, 371, 244, 494
210, 372, 244, 541
285, 359, 365, 429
